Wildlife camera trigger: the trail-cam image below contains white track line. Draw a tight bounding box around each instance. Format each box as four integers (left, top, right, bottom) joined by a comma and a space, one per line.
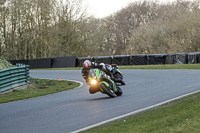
72, 89, 200, 133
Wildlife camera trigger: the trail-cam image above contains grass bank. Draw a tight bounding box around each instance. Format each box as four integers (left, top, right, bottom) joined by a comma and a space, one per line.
82, 92, 200, 133
0, 78, 80, 103
118, 64, 200, 69
0, 56, 14, 70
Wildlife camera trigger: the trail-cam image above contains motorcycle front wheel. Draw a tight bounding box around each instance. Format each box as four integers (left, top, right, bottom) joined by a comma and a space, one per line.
100, 84, 115, 98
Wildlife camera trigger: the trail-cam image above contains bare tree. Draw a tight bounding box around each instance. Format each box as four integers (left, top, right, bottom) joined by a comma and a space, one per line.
127, 0, 200, 54
0, 0, 7, 56
1, 0, 88, 60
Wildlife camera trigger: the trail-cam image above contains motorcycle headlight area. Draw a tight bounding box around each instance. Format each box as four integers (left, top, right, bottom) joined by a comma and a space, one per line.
91, 79, 97, 85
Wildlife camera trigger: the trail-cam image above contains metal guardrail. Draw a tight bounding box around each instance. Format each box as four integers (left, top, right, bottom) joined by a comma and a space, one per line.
0, 65, 30, 92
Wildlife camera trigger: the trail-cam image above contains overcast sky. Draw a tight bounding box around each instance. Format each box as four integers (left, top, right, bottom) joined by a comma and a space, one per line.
83, 0, 193, 18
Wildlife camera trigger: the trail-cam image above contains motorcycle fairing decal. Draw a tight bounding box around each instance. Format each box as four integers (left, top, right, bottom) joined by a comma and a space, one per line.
88, 76, 92, 81
95, 69, 100, 80
110, 80, 117, 92
99, 81, 109, 87
100, 88, 104, 93
99, 81, 108, 93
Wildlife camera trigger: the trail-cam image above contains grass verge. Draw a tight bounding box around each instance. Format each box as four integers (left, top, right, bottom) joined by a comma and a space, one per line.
118, 64, 200, 69
0, 78, 80, 103
31, 67, 82, 70
0, 56, 14, 70
82, 92, 200, 133
31, 64, 200, 70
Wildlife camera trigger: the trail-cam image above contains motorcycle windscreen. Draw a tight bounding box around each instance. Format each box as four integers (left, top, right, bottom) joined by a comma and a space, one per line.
89, 69, 104, 81
89, 69, 96, 78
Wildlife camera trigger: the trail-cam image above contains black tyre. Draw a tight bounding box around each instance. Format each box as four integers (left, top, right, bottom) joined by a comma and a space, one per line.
114, 72, 125, 85
120, 80, 125, 85
115, 72, 123, 80
100, 84, 115, 98
115, 86, 123, 96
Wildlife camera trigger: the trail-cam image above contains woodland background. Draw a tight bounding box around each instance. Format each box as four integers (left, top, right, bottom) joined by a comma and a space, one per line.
1, 0, 200, 60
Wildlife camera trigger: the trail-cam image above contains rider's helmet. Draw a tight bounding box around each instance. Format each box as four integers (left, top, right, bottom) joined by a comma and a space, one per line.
100, 63, 106, 70
100, 63, 105, 66
83, 60, 91, 70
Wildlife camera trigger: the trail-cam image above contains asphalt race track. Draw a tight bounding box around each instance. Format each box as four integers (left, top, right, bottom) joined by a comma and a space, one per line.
1, 69, 200, 133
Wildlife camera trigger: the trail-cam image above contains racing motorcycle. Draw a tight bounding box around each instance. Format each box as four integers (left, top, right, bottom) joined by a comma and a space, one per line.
88, 68, 123, 98
110, 64, 125, 86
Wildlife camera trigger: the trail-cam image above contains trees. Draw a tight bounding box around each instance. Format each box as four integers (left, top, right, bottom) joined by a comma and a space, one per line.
95, 0, 200, 55
1, 0, 200, 59
0, 0, 8, 58
0, 0, 87, 60
128, 0, 200, 54
110, 1, 159, 55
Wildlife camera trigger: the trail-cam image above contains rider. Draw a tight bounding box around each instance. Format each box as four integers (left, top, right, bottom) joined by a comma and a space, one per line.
82, 60, 117, 94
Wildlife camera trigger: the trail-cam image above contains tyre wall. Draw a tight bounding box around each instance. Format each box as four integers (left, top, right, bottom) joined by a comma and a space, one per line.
9, 52, 200, 68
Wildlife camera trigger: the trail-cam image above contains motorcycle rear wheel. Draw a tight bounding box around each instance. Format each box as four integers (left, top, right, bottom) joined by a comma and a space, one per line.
115, 86, 123, 96
100, 84, 115, 98
114, 72, 125, 85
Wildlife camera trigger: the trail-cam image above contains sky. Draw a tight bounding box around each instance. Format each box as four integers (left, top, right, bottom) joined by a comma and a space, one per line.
83, 0, 192, 18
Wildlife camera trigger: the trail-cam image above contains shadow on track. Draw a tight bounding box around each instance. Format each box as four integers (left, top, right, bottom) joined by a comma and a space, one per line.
87, 97, 112, 101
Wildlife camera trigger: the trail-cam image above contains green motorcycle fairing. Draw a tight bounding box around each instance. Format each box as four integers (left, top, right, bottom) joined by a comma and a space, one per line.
88, 68, 117, 93
88, 69, 101, 81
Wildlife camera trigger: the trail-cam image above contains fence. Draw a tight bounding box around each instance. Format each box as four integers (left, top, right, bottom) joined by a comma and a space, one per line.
77, 52, 200, 67
0, 65, 30, 92
8, 52, 200, 68
9, 56, 77, 69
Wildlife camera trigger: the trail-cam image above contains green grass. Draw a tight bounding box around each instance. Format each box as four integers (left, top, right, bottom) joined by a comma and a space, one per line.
82, 92, 200, 133
0, 56, 14, 70
0, 78, 80, 103
118, 64, 200, 69
31, 67, 82, 70
31, 64, 200, 70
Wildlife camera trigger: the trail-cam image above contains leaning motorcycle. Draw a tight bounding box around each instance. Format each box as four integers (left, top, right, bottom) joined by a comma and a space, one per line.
88, 68, 123, 98
111, 64, 125, 86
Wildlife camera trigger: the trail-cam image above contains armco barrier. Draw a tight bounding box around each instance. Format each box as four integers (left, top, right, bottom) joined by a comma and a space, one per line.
9, 56, 77, 69
8, 52, 200, 68
78, 52, 199, 66
29, 58, 52, 69
95, 56, 112, 64
174, 53, 188, 64
188, 53, 197, 64
0, 65, 30, 92
130, 55, 147, 65
165, 54, 175, 64
111, 55, 130, 65
9, 59, 29, 66
51, 56, 77, 68
147, 54, 166, 65
194, 52, 200, 63
166, 53, 188, 64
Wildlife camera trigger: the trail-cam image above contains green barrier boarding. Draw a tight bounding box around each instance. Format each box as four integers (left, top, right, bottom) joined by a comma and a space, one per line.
0, 65, 30, 92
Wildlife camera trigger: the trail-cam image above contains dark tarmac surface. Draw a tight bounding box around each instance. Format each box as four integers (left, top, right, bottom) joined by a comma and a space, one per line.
0, 69, 200, 133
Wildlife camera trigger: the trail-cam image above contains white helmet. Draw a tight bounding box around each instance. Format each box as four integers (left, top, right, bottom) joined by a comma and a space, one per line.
100, 63, 105, 66
100, 63, 106, 70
